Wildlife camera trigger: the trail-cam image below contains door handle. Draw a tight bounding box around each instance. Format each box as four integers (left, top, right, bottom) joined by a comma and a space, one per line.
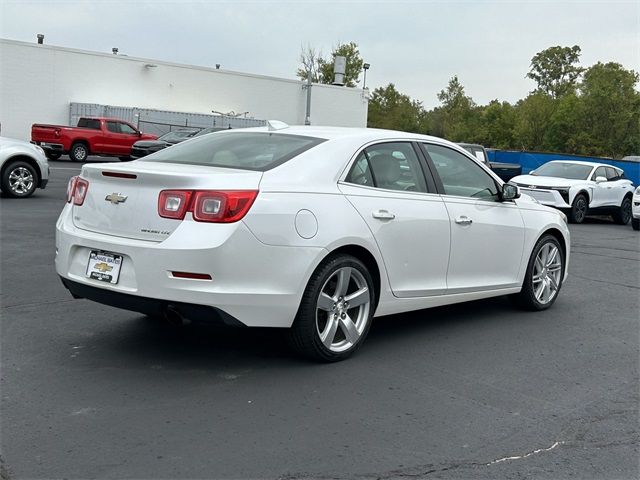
372, 210, 395, 220
455, 215, 473, 225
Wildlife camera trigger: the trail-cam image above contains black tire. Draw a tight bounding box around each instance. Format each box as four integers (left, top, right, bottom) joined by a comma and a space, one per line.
69, 142, 89, 162
45, 151, 61, 160
632, 218, 639, 231
569, 193, 588, 224
611, 196, 632, 225
119, 156, 133, 162
511, 234, 564, 311
288, 254, 375, 362
1, 160, 39, 198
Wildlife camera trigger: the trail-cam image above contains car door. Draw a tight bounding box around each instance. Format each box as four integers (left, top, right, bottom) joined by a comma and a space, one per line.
605, 167, 628, 205
590, 166, 610, 207
104, 121, 138, 155
419, 143, 525, 293
338, 142, 451, 298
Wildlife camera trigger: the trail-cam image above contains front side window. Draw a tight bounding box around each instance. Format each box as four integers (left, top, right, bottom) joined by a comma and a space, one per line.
592, 167, 607, 181
119, 123, 138, 135
146, 132, 325, 171
422, 143, 499, 201
605, 167, 620, 181
345, 142, 428, 193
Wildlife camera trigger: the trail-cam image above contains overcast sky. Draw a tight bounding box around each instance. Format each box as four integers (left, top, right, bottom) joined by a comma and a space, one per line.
1, 0, 638, 108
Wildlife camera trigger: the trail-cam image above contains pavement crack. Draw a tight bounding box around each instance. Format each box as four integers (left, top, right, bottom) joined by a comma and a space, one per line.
568, 273, 640, 290
485, 440, 564, 466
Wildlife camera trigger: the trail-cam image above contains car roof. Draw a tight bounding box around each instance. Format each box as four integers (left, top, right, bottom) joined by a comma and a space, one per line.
229, 124, 456, 145
546, 160, 619, 169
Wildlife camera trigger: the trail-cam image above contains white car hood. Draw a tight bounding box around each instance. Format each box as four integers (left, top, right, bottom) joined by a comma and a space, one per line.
512, 174, 586, 188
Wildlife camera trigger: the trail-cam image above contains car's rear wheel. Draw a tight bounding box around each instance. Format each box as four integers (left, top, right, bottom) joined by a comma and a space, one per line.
632, 218, 640, 231
69, 142, 88, 162
289, 254, 375, 362
512, 234, 564, 311
45, 152, 61, 160
612, 196, 632, 225
1, 160, 38, 198
119, 156, 133, 162
569, 193, 588, 223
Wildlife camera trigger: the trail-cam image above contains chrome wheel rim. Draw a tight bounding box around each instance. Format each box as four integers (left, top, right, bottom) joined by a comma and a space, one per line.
532, 243, 562, 305
74, 146, 87, 161
8, 167, 34, 195
574, 197, 587, 222
316, 267, 370, 353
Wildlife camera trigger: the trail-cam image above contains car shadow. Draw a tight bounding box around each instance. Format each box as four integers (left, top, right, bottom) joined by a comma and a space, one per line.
91, 296, 517, 369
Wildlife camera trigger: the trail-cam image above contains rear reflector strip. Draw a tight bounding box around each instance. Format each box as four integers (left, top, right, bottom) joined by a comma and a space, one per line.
102, 171, 137, 179
171, 271, 212, 280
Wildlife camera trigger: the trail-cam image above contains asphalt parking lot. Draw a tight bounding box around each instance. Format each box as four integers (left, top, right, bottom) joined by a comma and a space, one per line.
1, 159, 639, 480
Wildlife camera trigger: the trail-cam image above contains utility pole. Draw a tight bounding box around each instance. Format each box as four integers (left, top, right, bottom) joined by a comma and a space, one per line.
304, 68, 312, 126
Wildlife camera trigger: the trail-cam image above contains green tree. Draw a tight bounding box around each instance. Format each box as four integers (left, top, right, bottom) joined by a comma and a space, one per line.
435, 76, 480, 142
578, 62, 640, 157
481, 100, 517, 149
297, 42, 364, 87
367, 83, 426, 133
513, 92, 556, 150
527, 45, 584, 98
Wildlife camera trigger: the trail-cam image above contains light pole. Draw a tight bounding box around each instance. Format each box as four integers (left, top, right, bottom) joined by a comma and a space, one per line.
362, 63, 370, 90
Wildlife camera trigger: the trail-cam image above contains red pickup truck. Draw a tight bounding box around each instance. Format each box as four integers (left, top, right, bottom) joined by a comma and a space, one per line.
31, 117, 158, 161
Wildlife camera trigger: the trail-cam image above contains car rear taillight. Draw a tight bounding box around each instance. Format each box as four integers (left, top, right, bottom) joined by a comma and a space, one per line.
66, 176, 78, 203
158, 190, 193, 219
73, 178, 89, 205
157, 190, 258, 223
66, 176, 89, 205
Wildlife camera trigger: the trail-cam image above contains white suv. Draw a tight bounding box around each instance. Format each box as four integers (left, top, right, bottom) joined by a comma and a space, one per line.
510, 160, 634, 224
632, 186, 640, 231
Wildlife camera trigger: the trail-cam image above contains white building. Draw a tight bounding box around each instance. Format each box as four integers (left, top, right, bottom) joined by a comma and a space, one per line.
0, 38, 368, 140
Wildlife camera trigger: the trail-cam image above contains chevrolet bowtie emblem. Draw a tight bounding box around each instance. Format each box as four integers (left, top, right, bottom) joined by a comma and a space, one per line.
105, 193, 128, 204
94, 262, 113, 273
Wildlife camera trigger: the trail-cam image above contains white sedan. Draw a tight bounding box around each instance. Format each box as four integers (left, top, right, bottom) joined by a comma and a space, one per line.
56, 124, 570, 361
510, 160, 634, 224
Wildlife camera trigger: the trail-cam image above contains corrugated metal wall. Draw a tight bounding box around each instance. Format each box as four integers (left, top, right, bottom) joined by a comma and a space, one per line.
487, 150, 640, 185
69, 103, 266, 136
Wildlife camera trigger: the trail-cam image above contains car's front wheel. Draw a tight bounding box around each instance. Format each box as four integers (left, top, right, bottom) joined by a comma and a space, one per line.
289, 254, 375, 362
612, 196, 632, 225
569, 193, 588, 223
1, 160, 38, 198
512, 234, 564, 311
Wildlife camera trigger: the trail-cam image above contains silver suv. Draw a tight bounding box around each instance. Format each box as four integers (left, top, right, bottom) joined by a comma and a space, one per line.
0, 137, 49, 198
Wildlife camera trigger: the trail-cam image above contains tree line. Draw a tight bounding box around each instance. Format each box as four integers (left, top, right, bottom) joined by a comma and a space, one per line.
299, 44, 640, 159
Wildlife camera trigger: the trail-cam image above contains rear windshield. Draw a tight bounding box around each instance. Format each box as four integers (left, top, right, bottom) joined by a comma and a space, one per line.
532, 162, 593, 180
145, 132, 325, 171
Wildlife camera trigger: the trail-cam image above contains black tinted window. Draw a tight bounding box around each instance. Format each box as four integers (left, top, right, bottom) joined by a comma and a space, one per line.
78, 118, 100, 130
146, 132, 325, 171
106, 121, 120, 133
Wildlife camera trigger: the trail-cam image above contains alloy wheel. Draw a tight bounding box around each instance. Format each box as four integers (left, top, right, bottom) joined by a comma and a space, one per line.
8, 167, 34, 195
574, 197, 587, 222
532, 243, 562, 305
621, 198, 632, 224
315, 266, 371, 353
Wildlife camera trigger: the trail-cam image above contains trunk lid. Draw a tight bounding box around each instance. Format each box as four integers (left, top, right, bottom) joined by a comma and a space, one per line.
72, 161, 263, 241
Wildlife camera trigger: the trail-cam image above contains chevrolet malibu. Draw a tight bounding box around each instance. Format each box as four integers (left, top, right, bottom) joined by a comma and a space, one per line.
56, 124, 570, 361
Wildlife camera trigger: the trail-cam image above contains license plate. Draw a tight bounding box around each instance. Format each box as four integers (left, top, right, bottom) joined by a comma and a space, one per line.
86, 250, 123, 284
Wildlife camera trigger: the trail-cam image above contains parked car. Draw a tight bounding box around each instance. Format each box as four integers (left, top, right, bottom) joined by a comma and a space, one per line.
0, 136, 49, 198
457, 143, 522, 181
510, 160, 634, 224
632, 186, 640, 231
56, 125, 570, 362
131, 130, 198, 158
31, 117, 157, 162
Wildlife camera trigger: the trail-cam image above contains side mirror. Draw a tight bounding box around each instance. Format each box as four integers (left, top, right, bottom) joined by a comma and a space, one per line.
501, 183, 520, 201
595, 176, 607, 183
138, 131, 142, 137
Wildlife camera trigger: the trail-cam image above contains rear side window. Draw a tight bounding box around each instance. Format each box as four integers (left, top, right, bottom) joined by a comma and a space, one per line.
345, 142, 428, 193
78, 118, 100, 130
106, 121, 121, 133
145, 132, 326, 171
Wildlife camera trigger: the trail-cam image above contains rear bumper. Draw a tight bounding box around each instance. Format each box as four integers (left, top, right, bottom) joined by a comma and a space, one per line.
34, 141, 65, 152
60, 277, 245, 326
55, 204, 326, 328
